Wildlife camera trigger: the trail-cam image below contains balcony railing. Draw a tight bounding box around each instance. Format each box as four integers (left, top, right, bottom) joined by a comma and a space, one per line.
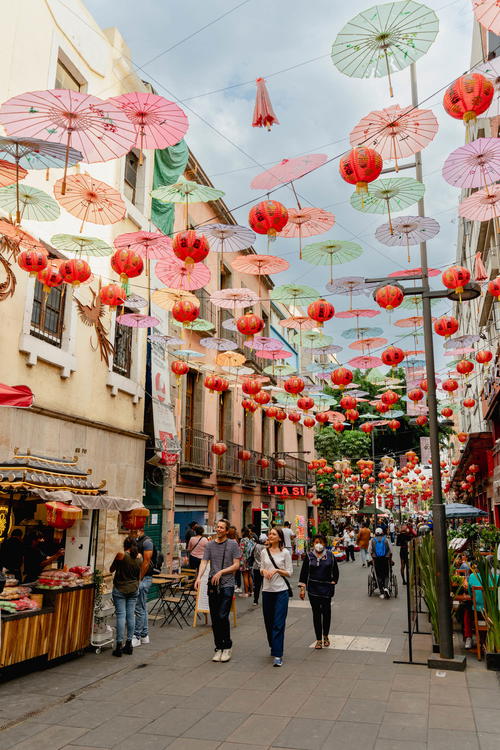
179, 427, 213, 474
216, 440, 241, 479
193, 288, 218, 327
273, 455, 310, 485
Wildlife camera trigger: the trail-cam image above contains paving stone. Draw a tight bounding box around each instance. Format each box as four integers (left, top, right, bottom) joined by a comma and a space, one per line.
338, 699, 387, 724
427, 729, 480, 750
478, 733, 500, 750
6, 725, 88, 750
391, 674, 429, 693
71, 716, 150, 747
321, 720, 378, 750
227, 714, 290, 746
430, 683, 471, 706
217, 745, 267, 750
272, 716, 335, 749
374, 740, 426, 750
217, 689, 271, 714
428, 704, 475, 731
143, 707, 206, 736
387, 691, 428, 715
165, 740, 220, 750
351, 678, 391, 701
0, 722, 51, 750
256, 691, 307, 717
473, 708, 500, 734
295, 695, 346, 720
184, 711, 248, 741
469, 687, 500, 709
124, 694, 180, 719
378, 716, 427, 743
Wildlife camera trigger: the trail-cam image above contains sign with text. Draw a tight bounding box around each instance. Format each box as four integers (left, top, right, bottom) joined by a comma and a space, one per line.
266, 484, 307, 497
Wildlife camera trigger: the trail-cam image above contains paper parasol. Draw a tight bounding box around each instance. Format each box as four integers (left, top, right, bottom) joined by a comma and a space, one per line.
350, 177, 425, 231
388, 266, 440, 278
399, 294, 423, 310
148, 334, 183, 346
221, 317, 238, 332
114, 231, 173, 260
443, 138, 500, 190
349, 337, 388, 350
375, 215, 440, 262
394, 316, 426, 328
443, 347, 474, 357
263, 363, 296, 376
108, 92, 188, 162
172, 318, 214, 332
331, 1, 439, 96
255, 349, 293, 360
0, 159, 26, 187
335, 308, 380, 319
250, 154, 327, 189
472, 0, 500, 35
0, 219, 46, 253
341, 326, 384, 339
326, 276, 378, 309
350, 104, 438, 168
443, 334, 480, 350
152, 288, 198, 311
172, 349, 205, 359
473, 58, 500, 118
0, 90, 136, 192
348, 355, 384, 369
280, 207, 335, 258
151, 176, 224, 228
125, 295, 148, 310
0, 184, 59, 222
459, 186, 500, 223
210, 288, 259, 310
54, 173, 125, 232
199, 337, 238, 351
116, 313, 160, 328
216, 351, 246, 368
302, 240, 363, 284
203, 224, 255, 257
279, 316, 317, 331
155, 255, 210, 291
51, 233, 113, 257
223, 365, 253, 377
271, 283, 320, 306
314, 344, 344, 355
244, 336, 283, 351
231, 254, 289, 276
292, 331, 333, 348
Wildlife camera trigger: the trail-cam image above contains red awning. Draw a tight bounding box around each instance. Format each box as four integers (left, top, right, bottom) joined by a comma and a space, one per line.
0, 384, 33, 408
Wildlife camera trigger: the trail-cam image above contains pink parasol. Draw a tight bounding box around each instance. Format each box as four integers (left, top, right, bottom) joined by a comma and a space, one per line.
474, 251, 488, 281
255, 349, 293, 360
230, 254, 289, 276
389, 267, 440, 278
53, 173, 126, 232
252, 78, 279, 130
0, 90, 136, 193
348, 355, 383, 369
349, 337, 388, 351
279, 316, 317, 331
280, 207, 335, 258
350, 104, 438, 169
442, 138, 500, 189
244, 336, 282, 351
375, 215, 440, 263
459, 185, 500, 223
199, 337, 238, 351
250, 155, 327, 189
336, 308, 380, 319
444, 347, 475, 357
108, 92, 188, 164
116, 313, 160, 328
210, 288, 259, 310
155, 255, 211, 291
394, 316, 427, 328
472, 0, 500, 35
114, 231, 173, 260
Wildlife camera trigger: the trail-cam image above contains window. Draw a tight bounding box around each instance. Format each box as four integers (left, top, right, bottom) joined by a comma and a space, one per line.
244, 407, 253, 449
219, 390, 232, 442
123, 150, 139, 204
55, 59, 82, 91
113, 313, 133, 378
30, 280, 66, 347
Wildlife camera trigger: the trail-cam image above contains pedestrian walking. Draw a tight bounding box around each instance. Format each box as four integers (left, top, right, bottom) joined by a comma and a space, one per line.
343, 525, 355, 562
187, 525, 208, 570
239, 527, 255, 597
396, 524, 413, 585
195, 519, 241, 663
260, 526, 293, 667
369, 527, 392, 599
185, 520, 197, 546
252, 534, 266, 606
356, 522, 371, 567
110, 536, 141, 657
228, 525, 242, 592
131, 531, 155, 647
298, 533, 339, 649
282, 521, 295, 558
389, 519, 396, 543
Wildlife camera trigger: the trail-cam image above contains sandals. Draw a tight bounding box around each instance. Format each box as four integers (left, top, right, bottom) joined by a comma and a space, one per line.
323, 637, 330, 647
315, 640, 323, 649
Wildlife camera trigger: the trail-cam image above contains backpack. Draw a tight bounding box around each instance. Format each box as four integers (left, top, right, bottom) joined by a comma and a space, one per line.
374, 537, 387, 558
137, 534, 163, 575
245, 538, 257, 566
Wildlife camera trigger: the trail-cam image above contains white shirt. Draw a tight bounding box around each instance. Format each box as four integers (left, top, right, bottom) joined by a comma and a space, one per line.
282, 527, 294, 549
343, 530, 355, 547
260, 547, 293, 592
389, 522, 395, 533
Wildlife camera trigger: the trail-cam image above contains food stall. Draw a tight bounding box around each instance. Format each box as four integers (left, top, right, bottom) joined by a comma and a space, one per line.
0, 450, 145, 672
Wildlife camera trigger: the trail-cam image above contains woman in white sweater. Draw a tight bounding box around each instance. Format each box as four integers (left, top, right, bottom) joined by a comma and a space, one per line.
260, 526, 293, 667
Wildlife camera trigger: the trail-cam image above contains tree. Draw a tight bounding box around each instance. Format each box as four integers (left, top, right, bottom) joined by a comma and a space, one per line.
315, 428, 371, 465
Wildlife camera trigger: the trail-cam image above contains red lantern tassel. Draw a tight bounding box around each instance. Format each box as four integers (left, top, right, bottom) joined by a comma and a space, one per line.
252, 78, 279, 131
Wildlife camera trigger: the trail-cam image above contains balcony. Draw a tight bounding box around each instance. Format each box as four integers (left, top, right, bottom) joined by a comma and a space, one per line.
193, 288, 218, 328
273, 455, 310, 485
216, 440, 241, 482
179, 427, 213, 476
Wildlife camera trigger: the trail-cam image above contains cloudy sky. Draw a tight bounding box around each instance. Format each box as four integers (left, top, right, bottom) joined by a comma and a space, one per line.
87, 0, 474, 377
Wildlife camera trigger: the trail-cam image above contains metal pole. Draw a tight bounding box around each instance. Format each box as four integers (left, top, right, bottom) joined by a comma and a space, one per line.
410, 63, 454, 659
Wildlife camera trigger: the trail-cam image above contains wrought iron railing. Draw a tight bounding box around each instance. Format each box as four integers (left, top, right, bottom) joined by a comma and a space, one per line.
216, 439, 241, 479
179, 427, 213, 473
272, 455, 310, 485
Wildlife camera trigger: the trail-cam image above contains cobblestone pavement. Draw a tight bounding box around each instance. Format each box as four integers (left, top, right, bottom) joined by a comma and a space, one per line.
1, 555, 500, 750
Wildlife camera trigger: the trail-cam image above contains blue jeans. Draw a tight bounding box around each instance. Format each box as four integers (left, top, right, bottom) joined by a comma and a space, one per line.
112, 588, 138, 644
134, 576, 152, 638
208, 586, 234, 651
262, 590, 289, 658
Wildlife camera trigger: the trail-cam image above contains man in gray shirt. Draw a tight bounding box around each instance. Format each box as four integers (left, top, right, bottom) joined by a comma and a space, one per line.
195, 519, 241, 662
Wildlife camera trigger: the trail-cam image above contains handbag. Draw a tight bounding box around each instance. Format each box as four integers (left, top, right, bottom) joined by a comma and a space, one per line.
266, 548, 293, 598
207, 541, 227, 596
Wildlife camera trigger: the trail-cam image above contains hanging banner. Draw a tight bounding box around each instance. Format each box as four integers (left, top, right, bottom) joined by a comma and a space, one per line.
150, 296, 180, 463
420, 437, 431, 466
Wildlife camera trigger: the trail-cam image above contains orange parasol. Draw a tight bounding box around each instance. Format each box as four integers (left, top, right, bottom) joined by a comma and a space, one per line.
155, 255, 211, 291
279, 316, 317, 332
280, 207, 335, 258
54, 173, 126, 233
0, 218, 46, 257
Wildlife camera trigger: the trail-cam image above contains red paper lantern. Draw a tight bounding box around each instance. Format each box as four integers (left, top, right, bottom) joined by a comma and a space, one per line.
303, 416, 316, 428
360, 422, 374, 434
469, 464, 480, 473
18, 249, 48, 276
275, 409, 287, 422
408, 388, 424, 403
340, 394, 357, 410
434, 315, 459, 337
238, 449, 252, 461
171, 360, 189, 378
388, 419, 401, 431
284, 376, 305, 395
38, 260, 64, 293
171, 299, 200, 324
442, 378, 459, 393
236, 312, 264, 337
257, 457, 270, 469
111, 249, 144, 281
381, 346, 405, 367
59, 258, 91, 286
488, 276, 500, 299
374, 283, 404, 311
466, 474, 475, 484
45, 501, 82, 531
297, 396, 315, 412
330, 367, 353, 389
457, 432, 468, 443
333, 421, 344, 432
339, 147, 383, 193
462, 397, 475, 408
120, 508, 150, 531
288, 411, 301, 423
456, 359, 474, 376
266, 406, 278, 419
415, 415, 428, 426
476, 350, 492, 364
242, 398, 258, 413
242, 378, 262, 396
443, 74, 494, 124
306, 490, 315, 499
451, 459, 459, 466
441, 407, 453, 418
441, 265, 470, 295
307, 298, 335, 326
248, 200, 288, 238
375, 401, 390, 414
254, 390, 271, 406
172, 230, 209, 265
100, 282, 126, 307
204, 375, 228, 393
275, 458, 287, 468
211, 442, 227, 456
381, 389, 399, 406
311, 498, 322, 506
345, 408, 359, 422
316, 411, 330, 424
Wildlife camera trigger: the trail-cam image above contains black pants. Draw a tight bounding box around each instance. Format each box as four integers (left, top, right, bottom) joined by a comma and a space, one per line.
189, 555, 201, 570
374, 557, 389, 592
252, 568, 262, 603
345, 545, 355, 562
309, 595, 332, 640
208, 586, 234, 650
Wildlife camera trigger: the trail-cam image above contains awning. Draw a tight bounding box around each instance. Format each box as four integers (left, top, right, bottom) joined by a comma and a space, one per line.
32, 488, 144, 511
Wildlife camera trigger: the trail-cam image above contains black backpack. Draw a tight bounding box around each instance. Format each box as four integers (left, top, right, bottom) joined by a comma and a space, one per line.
137, 534, 163, 575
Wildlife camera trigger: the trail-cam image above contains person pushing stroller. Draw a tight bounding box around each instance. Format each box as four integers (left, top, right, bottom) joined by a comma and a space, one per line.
369, 527, 393, 599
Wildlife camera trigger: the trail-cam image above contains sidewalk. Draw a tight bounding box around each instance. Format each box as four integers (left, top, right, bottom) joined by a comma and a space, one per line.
1, 556, 500, 750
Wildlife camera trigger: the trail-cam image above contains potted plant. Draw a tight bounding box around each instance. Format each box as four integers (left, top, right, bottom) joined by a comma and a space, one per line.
415, 534, 440, 650
475, 555, 500, 670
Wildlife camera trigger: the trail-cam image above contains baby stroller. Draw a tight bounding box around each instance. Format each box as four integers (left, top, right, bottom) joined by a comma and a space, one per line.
367, 559, 398, 598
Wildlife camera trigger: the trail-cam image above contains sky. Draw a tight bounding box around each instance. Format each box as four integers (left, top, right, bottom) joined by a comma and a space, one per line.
86, 0, 475, 380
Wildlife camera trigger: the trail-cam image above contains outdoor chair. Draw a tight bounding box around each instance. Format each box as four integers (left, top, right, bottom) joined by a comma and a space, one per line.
471, 586, 488, 660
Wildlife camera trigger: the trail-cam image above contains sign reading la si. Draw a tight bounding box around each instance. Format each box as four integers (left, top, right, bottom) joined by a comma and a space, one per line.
267, 484, 306, 497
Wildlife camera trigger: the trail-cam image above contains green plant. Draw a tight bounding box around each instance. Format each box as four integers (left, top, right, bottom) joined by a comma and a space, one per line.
415, 534, 440, 642
318, 520, 331, 538
478, 525, 500, 551
475, 555, 500, 653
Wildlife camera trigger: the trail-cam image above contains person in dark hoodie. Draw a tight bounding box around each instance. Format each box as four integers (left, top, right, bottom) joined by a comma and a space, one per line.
298, 533, 339, 649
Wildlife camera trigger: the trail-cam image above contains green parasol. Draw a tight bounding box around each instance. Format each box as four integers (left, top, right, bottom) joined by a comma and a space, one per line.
150, 175, 225, 228
350, 177, 425, 233
331, 1, 439, 96
271, 283, 320, 306
263, 363, 296, 376
301, 240, 363, 284
0, 184, 59, 221
172, 318, 215, 332
51, 233, 113, 257
292, 330, 333, 349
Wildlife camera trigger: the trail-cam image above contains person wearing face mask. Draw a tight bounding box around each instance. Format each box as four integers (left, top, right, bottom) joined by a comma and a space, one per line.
298, 534, 339, 649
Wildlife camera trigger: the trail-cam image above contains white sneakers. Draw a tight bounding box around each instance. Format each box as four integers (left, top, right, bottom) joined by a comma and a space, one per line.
220, 648, 232, 662
465, 637, 472, 649
131, 635, 150, 647
212, 650, 222, 662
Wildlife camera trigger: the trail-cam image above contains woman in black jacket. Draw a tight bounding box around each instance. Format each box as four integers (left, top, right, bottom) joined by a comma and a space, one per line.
298, 533, 339, 649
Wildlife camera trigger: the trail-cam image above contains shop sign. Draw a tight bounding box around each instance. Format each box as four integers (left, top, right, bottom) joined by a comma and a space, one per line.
266, 484, 306, 497
150, 297, 180, 463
